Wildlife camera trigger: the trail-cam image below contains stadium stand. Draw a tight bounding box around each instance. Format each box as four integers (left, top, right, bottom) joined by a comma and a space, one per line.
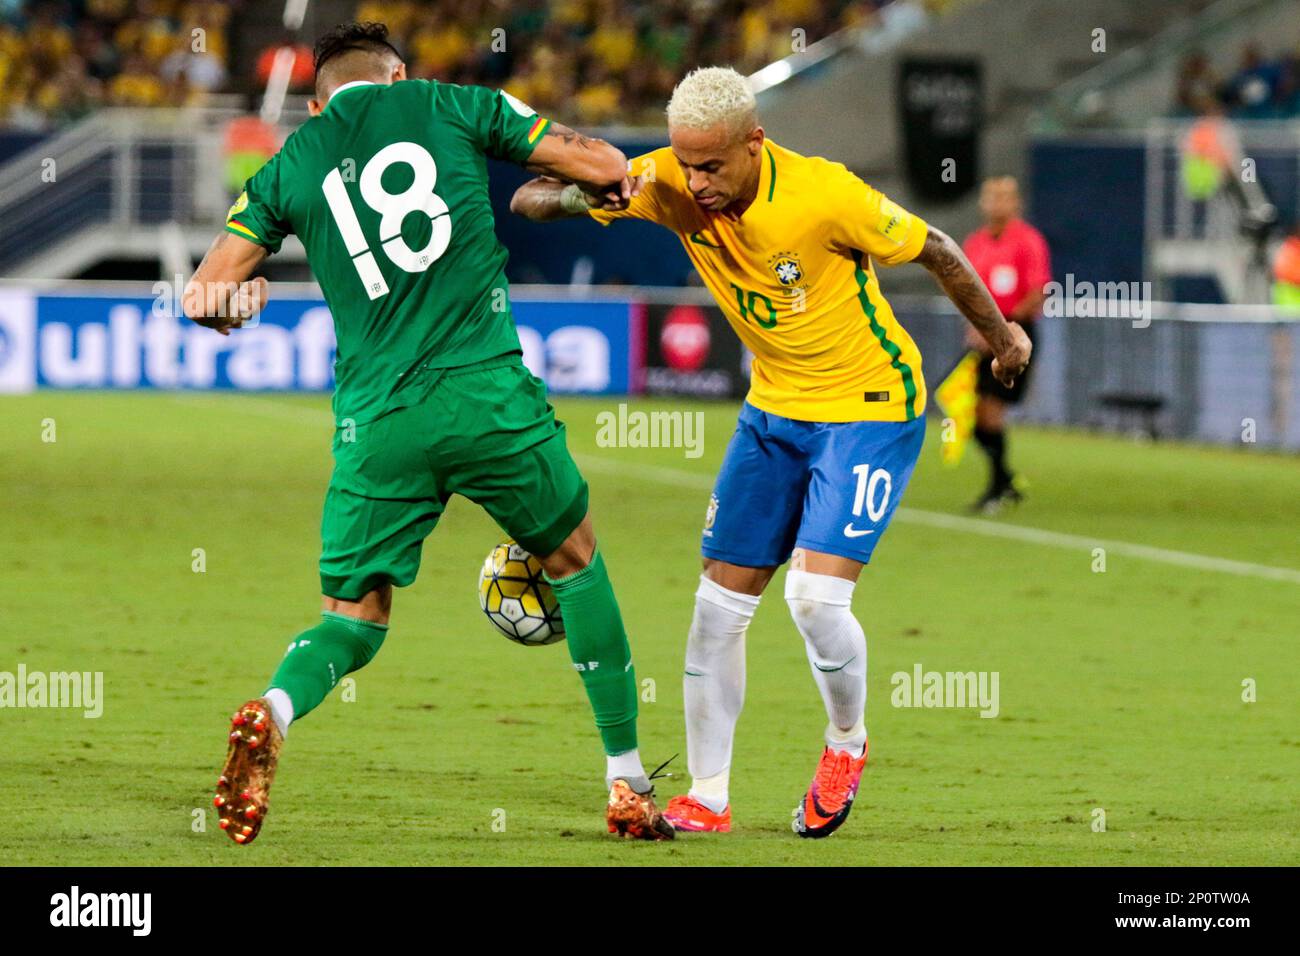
1173, 40, 1300, 118
0, 0, 906, 127
0, 0, 235, 127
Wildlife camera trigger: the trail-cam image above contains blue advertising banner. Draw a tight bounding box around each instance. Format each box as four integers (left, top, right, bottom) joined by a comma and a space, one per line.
0, 289, 636, 395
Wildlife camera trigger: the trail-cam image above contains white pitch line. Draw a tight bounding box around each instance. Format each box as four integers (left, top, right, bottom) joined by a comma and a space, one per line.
173, 395, 1300, 586
573, 456, 1300, 586
893, 508, 1300, 585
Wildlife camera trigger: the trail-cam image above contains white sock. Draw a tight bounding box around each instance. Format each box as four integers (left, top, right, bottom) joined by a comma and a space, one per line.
690, 769, 730, 813
827, 718, 868, 758
606, 748, 649, 792
684, 574, 759, 814
264, 688, 294, 739
785, 570, 867, 753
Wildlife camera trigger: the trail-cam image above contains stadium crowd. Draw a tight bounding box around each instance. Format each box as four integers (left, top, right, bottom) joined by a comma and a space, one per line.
0, 0, 235, 126
1175, 41, 1300, 119
0, 0, 903, 128
353, 0, 898, 124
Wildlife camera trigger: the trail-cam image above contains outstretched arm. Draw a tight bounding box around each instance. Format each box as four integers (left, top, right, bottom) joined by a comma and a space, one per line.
914, 227, 1032, 386
524, 122, 628, 196
182, 232, 269, 335
510, 174, 640, 222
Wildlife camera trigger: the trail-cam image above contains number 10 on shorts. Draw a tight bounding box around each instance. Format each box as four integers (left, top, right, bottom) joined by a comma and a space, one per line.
851, 464, 892, 523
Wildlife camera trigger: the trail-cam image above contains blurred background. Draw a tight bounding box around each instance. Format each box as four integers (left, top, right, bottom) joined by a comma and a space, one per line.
1, 0, 1299, 449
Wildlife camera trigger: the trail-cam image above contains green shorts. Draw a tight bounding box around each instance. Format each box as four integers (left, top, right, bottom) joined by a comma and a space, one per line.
319, 356, 589, 600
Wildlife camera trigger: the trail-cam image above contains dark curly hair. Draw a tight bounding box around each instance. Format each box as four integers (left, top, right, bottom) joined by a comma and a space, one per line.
312, 21, 402, 75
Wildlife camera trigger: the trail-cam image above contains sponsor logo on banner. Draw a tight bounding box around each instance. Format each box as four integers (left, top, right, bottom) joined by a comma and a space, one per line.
660, 306, 710, 371
34, 296, 336, 389
643, 302, 746, 398
0, 290, 36, 393
513, 298, 632, 394
8, 291, 636, 395
519, 325, 611, 392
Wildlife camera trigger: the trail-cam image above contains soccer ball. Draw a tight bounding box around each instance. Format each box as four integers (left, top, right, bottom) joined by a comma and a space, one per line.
477, 541, 565, 646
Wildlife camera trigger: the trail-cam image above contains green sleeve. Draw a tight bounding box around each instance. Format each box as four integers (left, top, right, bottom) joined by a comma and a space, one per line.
225, 152, 291, 254
452, 83, 552, 164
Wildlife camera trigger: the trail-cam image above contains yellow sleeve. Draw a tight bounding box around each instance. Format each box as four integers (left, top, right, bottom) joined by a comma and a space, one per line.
588, 150, 671, 227
826, 165, 928, 266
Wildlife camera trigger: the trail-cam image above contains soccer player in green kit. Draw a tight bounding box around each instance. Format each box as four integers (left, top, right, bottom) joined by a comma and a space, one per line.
183, 22, 672, 843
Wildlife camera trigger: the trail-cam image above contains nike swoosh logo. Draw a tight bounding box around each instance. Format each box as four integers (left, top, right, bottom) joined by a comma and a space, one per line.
689, 231, 722, 249
842, 524, 876, 538
813, 655, 856, 673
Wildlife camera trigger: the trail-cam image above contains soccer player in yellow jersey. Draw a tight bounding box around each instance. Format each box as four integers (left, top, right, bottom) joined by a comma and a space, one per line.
512, 67, 1031, 838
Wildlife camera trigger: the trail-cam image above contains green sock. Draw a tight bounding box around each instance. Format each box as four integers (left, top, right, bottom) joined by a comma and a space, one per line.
546, 549, 639, 755
265, 611, 388, 721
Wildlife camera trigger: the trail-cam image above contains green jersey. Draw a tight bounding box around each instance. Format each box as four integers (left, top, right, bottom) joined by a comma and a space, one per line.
225, 79, 552, 424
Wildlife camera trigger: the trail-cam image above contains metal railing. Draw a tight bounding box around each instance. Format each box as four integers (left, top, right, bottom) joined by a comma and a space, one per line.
4, 110, 222, 273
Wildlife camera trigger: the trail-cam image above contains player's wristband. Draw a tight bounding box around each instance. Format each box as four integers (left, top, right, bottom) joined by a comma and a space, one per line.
559, 183, 591, 215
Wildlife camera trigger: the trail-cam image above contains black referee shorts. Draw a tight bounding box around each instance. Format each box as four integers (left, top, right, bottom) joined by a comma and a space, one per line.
976, 320, 1037, 404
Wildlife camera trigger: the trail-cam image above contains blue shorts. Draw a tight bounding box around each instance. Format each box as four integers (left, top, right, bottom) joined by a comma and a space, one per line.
701, 403, 926, 567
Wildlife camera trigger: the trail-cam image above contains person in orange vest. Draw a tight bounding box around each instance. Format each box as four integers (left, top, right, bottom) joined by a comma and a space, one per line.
1274, 222, 1300, 310
222, 115, 280, 199
1181, 100, 1240, 201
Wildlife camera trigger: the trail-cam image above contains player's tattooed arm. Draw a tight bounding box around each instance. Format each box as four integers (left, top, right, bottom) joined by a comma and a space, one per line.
534, 122, 596, 152
510, 174, 641, 221
915, 227, 1032, 386
523, 121, 630, 196
183, 232, 270, 336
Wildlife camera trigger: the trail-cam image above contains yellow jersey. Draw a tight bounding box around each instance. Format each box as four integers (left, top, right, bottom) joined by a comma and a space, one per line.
589, 140, 929, 422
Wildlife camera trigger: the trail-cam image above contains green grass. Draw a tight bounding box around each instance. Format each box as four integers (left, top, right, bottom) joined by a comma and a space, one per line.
1, 392, 1297, 866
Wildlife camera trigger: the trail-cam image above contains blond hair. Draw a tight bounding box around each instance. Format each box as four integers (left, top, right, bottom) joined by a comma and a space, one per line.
666, 66, 757, 139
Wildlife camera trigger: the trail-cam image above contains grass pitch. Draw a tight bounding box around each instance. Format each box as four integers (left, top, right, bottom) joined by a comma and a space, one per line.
1, 392, 1297, 866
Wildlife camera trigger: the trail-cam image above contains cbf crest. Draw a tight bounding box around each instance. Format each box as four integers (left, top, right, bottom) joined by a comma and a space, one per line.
769, 251, 804, 286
